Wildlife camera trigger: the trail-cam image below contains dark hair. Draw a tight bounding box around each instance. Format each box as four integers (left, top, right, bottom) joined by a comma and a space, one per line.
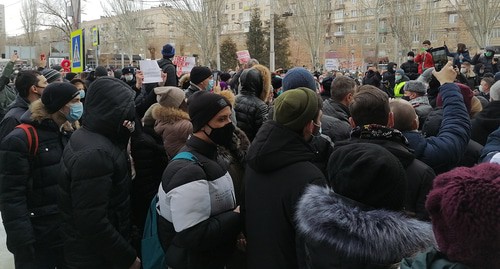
331, 76, 356, 102
349, 85, 390, 126
481, 77, 495, 87
220, 72, 231, 82
15, 70, 41, 98
457, 43, 466, 52
423, 40, 431, 46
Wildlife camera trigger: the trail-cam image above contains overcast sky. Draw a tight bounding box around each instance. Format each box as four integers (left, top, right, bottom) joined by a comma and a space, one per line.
1, 0, 156, 36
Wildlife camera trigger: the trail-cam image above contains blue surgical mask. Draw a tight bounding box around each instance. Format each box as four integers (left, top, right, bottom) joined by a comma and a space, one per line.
207, 79, 214, 91
66, 102, 83, 122
395, 75, 402, 81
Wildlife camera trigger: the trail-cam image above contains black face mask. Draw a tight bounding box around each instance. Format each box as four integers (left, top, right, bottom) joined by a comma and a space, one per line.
401, 96, 411, 101
205, 122, 235, 148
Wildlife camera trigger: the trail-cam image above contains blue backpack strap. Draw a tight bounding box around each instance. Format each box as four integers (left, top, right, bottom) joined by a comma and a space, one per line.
171, 151, 198, 162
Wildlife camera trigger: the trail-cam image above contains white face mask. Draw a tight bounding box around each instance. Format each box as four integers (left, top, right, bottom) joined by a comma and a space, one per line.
124, 75, 134, 82
407, 57, 414, 61
478, 85, 484, 93
460, 68, 467, 74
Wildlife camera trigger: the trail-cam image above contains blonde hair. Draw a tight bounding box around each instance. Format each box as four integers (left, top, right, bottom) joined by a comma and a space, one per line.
470, 96, 483, 118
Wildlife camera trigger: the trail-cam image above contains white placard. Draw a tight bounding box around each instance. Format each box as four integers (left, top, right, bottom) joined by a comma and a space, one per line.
139, 60, 162, 84
173, 56, 196, 77
325, 58, 339, 71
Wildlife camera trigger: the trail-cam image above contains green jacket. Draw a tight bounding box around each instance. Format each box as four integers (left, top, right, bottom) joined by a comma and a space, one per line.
400, 248, 471, 269
0, 61, 18, 120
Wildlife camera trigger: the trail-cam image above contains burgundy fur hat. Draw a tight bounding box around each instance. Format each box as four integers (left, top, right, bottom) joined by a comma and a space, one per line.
425, 163, 500, 268
435, 83, 473, 112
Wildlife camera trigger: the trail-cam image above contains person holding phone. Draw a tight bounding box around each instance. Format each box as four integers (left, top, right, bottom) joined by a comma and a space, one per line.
414, 40, 435, 74
471, 46, 499, 77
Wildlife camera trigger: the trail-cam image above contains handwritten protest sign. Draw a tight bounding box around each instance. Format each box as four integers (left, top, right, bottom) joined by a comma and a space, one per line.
173, 56, 196, 77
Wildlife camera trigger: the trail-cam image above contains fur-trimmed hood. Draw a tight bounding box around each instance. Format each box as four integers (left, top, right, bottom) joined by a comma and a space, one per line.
152, 104, 190, 123
217, 126, 251, 164
296, 185, 436, 265
218, 90, 236, 107
240, 64, 271, 102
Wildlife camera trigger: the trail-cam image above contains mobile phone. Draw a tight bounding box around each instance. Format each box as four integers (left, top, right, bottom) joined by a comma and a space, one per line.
430, 47, 448, 71
212, 71, 219, 82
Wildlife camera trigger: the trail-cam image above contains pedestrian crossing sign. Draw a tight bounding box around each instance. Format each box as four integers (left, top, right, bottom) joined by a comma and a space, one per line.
70, 29, 85, 73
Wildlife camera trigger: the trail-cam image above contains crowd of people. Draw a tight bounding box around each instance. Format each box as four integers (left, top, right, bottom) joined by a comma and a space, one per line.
0, 41, 498, 269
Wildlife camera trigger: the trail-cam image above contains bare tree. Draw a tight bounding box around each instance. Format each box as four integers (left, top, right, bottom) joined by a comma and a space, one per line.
358, 0, 388, 65
20, 0, 38, 46
38, 0, 74, 41
102, 0, 148, 65
160, 0, 225, 67
385, 1, 421, 58
447, 0, 500, 47
277, 0, 329, 70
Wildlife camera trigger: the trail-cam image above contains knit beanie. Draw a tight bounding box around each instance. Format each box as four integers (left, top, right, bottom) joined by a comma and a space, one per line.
188, 91, 231, 132
328, 143, 407, 211
95, 66, 108, 77
494, 72, 500, 82
42, 69, 62, 84
403, 80, 427, 94
161, 44, 176, 59
41, 82, 80, 114
271, 76, 282, 90
395, 69, 405, 76
273, 87, 319, 132
122, 67, 135, 75
436, 83, 473, 112
425, 163, 500, 269
154, 86, 185, 108
282, 67, 317, 92
190, 66, 212, 85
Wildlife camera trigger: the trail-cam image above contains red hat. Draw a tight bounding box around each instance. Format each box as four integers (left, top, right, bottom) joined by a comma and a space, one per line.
436, 83, 473, 112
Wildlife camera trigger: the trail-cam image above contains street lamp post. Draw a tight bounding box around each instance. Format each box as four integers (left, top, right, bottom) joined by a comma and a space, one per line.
270, 0, 275, 72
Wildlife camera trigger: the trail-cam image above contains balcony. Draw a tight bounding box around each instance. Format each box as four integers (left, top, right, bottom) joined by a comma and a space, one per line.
334, 17, 344, 24
379, 27, 388, 34
335, 4, 345, 10
334, 31, 345, 37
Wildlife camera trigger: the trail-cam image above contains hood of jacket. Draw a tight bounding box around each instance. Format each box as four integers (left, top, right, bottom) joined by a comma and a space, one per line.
239, 65, 271, 102
388, 62, 397, 73
152, 104, 190, 124
246, 120, 316, 173
296, 185, 436, 265
82, 77, 135, 141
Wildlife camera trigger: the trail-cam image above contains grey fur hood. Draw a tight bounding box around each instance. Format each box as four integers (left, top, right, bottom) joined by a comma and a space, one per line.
296, 185, 436, 264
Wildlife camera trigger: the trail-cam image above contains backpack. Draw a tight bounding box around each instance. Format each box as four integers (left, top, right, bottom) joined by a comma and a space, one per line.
15, 123, 39, 157
141, 151, 200, 269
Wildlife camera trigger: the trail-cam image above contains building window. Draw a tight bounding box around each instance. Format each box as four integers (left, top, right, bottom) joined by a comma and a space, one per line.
338, 24, 344, 32
413, 17, 421, 27
351, 24, 357, 32
430, 32, 437, 41
231, 3, 235, 10
335, 10, 344, 19
365, 22, 371, 31
352, 0, 357, 3
380, 35, 387, 44
413, 33, 420, 43
351, 10, 357, 17
239, 13, 243, 20
239, 2, 243, 9
232, 14, 236, 20
415, 3, 421, 10
492, 28, 500, 38
226, 4, 229, 10
449, 13, 458, 24
337, 37, 345, 46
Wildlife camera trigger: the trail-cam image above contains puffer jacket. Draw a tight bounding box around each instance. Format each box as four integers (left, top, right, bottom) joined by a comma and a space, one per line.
480, 126, 500, 162
157, 135, 241, 269
400, 60, 420, 80
296, 185, 436, 269
0, 61, 17, 120
234, 65, 270, 141
409, 96, 433, 129
403, 83, 471, 174
152, 103, 192, 159
0, 101, 72, 260
59, 77, 137, 269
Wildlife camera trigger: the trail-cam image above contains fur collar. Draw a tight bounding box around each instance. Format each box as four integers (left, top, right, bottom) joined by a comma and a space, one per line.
152, 105, 190, 124
296, 185, 436, 264
217, 126, 250, 164
253, 64, 272, 102
29, 99, 79, 132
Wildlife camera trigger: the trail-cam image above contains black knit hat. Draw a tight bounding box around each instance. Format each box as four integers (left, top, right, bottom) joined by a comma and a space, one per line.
95, 66, 108, 77
190, 66, 212, 85
327, 143, 407, 211
41, 82, 79, 114
407, 51, 415, 57
188, 91, 231, 132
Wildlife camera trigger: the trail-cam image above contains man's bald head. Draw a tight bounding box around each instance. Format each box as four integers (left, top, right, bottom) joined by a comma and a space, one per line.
389, 99, 418, 131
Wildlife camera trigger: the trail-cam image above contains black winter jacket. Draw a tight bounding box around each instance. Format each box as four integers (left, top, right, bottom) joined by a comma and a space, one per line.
234, 69, 269, 141
59, 77, 137, 269
185, 83, 203, 100
243, 121, 327, 269
471, 101, 500, 146
0, 95, 30, 141
157, 135, 240, 269
0, 107, 70, 260
157, 58, 178, 87
336, 136, 435, 220
401, 60, 420, 80
322, 99, 350, 124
